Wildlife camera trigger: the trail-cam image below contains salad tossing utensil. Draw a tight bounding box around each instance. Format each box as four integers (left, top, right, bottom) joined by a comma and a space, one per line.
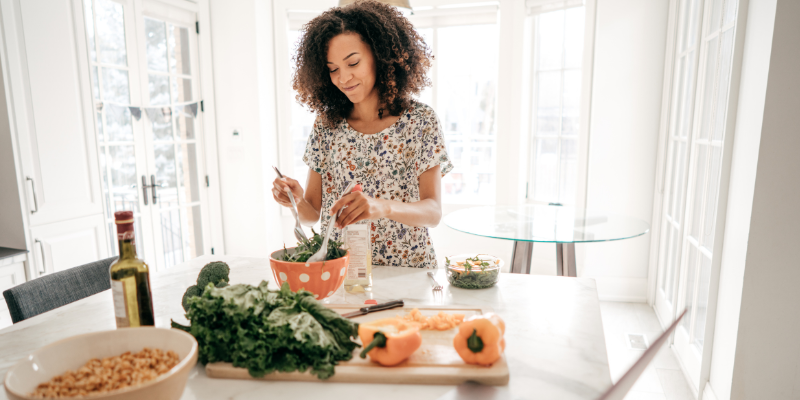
273, 166, 308, 243
308, 181, 357, 262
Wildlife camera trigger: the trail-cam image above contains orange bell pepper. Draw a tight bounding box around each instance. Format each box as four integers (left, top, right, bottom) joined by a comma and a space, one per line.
453, 313, 506, 366
358, 318, 422, 366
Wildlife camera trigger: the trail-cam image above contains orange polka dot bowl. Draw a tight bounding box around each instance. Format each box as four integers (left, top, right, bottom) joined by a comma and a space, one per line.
268, 249, 350, 300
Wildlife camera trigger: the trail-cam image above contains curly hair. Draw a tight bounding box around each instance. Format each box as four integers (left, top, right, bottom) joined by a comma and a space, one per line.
292, 0, 433, 128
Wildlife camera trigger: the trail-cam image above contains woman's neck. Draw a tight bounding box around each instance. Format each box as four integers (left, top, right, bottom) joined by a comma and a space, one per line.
350, 89, 383, 122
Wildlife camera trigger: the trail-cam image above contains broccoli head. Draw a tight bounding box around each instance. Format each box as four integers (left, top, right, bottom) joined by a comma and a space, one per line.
196, 261, 230, 289
181, 285, 202, 312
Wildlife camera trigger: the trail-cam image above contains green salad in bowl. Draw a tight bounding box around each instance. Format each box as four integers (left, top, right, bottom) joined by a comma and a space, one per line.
445, 254, 503, 289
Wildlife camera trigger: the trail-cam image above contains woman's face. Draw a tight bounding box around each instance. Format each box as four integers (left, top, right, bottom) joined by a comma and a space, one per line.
327, 32, 377, 104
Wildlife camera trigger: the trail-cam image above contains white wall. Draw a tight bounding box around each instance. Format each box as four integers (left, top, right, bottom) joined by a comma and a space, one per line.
581, 0, 669, 301
726, 1, 800, 398
208, 0, 281, 257
705, 0, 775, 398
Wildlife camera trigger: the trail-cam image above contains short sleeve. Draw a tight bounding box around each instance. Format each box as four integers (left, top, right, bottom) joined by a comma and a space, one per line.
415, 105, 454, 177
302, 117, 328, 174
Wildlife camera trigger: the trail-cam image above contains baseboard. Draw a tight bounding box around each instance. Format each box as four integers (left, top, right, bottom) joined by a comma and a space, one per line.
582, 275, 648, 302
702, 383, 719, 400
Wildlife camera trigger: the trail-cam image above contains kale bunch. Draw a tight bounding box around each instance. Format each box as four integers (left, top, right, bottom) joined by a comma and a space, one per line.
181, 261, 230, 311
172, 281, 359, 380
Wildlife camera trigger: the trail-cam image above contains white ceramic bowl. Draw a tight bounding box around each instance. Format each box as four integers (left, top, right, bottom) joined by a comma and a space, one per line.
4, 327, 198, 400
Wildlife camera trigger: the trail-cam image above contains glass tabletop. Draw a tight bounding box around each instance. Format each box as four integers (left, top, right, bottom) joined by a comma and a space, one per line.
443, 205, 650, 243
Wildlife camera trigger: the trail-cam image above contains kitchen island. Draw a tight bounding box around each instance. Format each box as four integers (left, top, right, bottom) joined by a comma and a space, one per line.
0, 255, 611, 400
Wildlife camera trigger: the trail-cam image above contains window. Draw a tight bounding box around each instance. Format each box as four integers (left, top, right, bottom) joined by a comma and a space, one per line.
527, 5, 586, 205
82, 0, 211, 271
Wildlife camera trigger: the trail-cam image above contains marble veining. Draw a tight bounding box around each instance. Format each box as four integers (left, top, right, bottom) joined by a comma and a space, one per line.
0, 255, 611, 400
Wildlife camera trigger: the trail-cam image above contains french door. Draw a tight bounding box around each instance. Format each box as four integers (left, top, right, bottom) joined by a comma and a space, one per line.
83, 0, 210, 271
654, 0, 740, 393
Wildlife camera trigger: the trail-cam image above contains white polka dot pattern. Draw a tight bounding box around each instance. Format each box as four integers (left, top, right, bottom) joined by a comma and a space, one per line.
321, 271, 331, 281
279, 272, 287, 281
299, 273, 310, 282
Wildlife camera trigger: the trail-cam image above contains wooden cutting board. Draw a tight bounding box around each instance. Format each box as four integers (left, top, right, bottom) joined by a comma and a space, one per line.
205, 305, 509, 386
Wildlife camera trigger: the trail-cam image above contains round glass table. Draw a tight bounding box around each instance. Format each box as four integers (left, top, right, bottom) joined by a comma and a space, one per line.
443, 205, 650, 276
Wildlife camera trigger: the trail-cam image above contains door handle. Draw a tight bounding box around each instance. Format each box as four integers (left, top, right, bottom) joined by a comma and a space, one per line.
26, 177, 39, 213
141, 175, 149, 205
150, 175, 157, 204
35, 238, 46, 275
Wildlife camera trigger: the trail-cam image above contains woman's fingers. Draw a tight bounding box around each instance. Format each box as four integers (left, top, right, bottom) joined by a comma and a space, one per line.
329, 192, 359, 216
339, 203, 367, 228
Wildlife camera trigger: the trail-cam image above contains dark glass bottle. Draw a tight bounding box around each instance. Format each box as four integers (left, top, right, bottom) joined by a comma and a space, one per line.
109, 211, 155, 328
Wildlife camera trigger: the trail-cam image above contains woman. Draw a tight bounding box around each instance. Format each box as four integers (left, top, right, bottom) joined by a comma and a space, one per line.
272, 0, 452, 268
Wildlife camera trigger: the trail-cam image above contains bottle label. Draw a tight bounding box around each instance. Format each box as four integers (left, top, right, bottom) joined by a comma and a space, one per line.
345, 224, 369, 280
111, 280, 128, 327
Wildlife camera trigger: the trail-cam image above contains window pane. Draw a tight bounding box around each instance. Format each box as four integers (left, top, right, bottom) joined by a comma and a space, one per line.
672, 141, 687, 220
173, 77, 193, 102
288, 30, 316, 182
666, 141, 679, 219
690, 145, 707, 239
414, 28, 434, 106
666, 227, 679, 304
145, 18, 168, 72
159, 209, 183, 269
559, 138, 578, 203
177, 143, 201, 204
561, 70, 581, 136
681, 245, 698, 332
564, 7, 585, 69
723, 0, 738, 26
182, 206, 204, 259
679, 50, 696, 138
438, 24, 498, 204
536, 71, 561, 135
537, 10, 564, 70
101, 68, 130, 103
712, 29, 735, 141
91, 66, 100, 100
108, 145, 138, 212
693, 254, 712, 351
154, 143, 179, 208
95, 0, 126, 66
105, 104, 133, 142
149, 74, 171, 105
683, 0, 703, 51
170, 25, 191, 75
533, 138, 558, 202
698, 36, 720, 140
702, 146, 722, 250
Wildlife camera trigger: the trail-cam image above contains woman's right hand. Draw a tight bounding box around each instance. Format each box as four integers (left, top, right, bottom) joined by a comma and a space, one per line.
272, 176, 304, 208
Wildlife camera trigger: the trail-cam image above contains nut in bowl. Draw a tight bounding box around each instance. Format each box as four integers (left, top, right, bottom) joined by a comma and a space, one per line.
4, 327, 198, 400
445, 254, 504, 289
269, 248, 350, 300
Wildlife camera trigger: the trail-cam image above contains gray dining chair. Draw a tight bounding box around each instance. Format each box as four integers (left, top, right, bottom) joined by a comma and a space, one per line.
2, 256, 117, 323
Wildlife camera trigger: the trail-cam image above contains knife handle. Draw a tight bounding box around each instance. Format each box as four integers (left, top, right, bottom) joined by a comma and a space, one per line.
360, 299, 404, 313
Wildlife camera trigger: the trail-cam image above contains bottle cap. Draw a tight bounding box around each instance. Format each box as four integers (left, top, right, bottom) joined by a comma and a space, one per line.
114, 211, 135, 242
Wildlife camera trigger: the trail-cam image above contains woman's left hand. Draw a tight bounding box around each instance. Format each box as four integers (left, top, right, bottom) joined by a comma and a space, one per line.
330, 191, 389, 229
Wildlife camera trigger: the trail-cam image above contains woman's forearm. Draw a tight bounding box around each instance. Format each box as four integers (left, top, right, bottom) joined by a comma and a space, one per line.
297, 198, 322, 226
378, 198, 442, 228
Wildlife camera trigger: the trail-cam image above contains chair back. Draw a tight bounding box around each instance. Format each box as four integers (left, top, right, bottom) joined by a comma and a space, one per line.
2, 257, 117, 323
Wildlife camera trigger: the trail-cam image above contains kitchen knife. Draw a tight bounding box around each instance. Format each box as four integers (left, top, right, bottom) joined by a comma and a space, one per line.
341, 299, 404, 318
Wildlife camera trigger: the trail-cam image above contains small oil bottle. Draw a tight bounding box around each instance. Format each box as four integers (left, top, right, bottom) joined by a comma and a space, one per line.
344, 220, 373, 293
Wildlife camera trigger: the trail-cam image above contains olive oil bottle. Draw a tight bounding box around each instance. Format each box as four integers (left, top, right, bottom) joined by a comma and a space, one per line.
343, 219, 373, 293
109, 211, 155, 328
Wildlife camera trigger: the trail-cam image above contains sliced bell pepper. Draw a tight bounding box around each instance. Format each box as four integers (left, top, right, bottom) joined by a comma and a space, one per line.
358, 317, 422, 366
453, 313, 506, 366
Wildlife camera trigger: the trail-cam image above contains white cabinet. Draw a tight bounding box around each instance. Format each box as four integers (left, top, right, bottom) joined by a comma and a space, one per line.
29, 214, 108, 275
0, 0, 109, 279
0, 253, 27, 292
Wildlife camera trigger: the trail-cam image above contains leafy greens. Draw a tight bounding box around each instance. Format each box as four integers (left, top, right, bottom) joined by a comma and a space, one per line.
445, 256, 500, 289
281, 229, 347, 263
171, 281, 359, 380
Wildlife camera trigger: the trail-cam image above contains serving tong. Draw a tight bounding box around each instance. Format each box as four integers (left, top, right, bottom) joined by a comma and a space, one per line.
307, 181, 356, 262
273, 166, 308, 243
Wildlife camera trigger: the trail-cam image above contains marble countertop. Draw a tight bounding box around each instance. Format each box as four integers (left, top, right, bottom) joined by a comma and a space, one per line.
0, 255, 611, 400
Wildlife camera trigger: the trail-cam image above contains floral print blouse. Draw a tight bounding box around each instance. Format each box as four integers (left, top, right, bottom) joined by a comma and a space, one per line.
303, 101, 453, 268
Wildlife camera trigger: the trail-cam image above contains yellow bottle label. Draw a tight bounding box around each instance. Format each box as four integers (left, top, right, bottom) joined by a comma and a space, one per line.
112, 277, 140, 328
